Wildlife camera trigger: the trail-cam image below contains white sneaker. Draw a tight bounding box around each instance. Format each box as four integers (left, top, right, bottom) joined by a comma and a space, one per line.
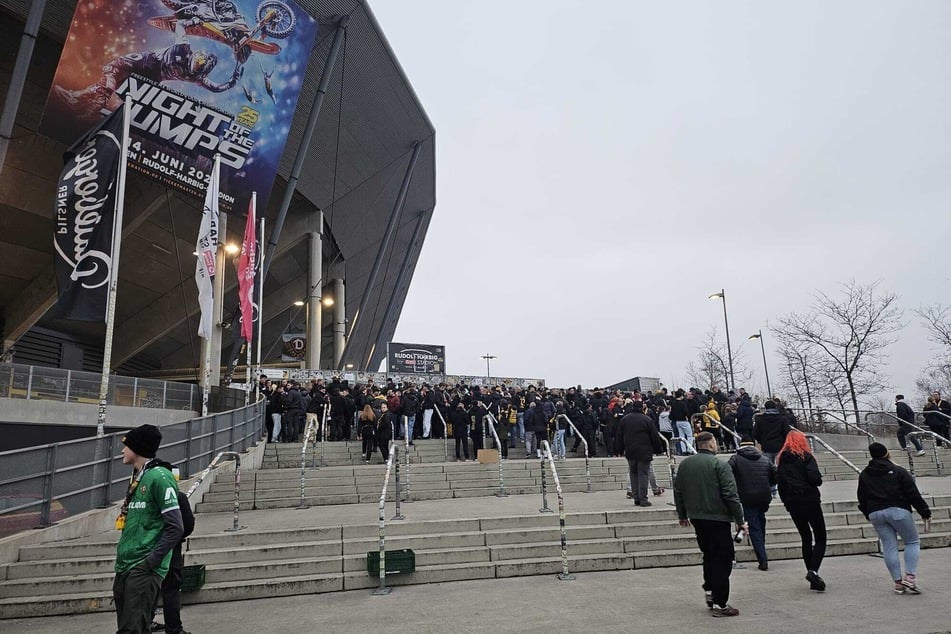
916, 450, 927, 456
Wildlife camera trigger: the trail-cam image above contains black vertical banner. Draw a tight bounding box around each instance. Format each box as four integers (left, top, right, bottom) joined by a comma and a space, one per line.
51, 108, 124, 321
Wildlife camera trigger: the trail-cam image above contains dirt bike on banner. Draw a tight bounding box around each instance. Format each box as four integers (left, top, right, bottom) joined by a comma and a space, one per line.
148, 0, 298, 63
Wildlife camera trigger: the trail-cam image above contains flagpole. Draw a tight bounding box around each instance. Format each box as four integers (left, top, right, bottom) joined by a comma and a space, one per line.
244, 192, 256, 407
255, 216, 265, 382
95, 96, 131, 438
199, 154, 222, 417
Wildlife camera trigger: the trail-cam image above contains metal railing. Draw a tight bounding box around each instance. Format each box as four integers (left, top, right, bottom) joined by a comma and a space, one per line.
0, 399, 264, 534
401, 416, 412, 502
297, 415, 322, 509
0, 362, 199, 411
373, 441, 400, 596
538, 440, 573, 581
432, 404, 450, 461
483, 413, 507, 497
184, 451, 245, 531
701, 412, 742, 447
656, 433, 677, 487
803, 434, 861, 474
557, 414, 591, 493
905, 432, 945, 478
812, 410, 876, 441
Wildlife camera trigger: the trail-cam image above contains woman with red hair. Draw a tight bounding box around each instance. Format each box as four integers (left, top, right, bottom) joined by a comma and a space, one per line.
777, 429, 827, 592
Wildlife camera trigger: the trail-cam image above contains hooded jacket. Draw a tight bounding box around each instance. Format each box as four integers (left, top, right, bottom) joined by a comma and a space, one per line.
617, 412, 662, 462
857, 458, 931, 520
728, 445, 776, 508
776, 451, 822, 504
753, 409, 791, 453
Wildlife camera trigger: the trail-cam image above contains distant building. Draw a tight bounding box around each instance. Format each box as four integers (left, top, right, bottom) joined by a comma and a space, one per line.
604, 376, 662, 394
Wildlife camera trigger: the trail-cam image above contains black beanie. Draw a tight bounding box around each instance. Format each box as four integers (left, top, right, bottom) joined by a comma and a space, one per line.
868, 442, 888, 459
123, 424, 162, 459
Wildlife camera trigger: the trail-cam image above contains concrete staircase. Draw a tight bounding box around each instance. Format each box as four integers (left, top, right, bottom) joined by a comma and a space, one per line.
2, 439, 950, 619
2, 494, 950, 618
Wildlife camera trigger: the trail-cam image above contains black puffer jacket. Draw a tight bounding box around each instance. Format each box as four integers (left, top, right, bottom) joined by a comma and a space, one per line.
857, 458, 931, 520
753, 409, 791, 453
728, 445, 776, 508
777, 451, 822, 504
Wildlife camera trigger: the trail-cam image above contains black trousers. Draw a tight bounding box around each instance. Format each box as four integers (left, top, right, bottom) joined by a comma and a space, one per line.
153, 545, 184, 634
361, 431, 376, 461
897, 425, 923, 451
114, 564, 162, 634
784, 498, 827, 573
455, 437, 470, 459
691, 518, 735, 608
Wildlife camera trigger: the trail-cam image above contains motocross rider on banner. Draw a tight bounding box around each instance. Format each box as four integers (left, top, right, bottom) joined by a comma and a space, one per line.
55, 15, 243, 119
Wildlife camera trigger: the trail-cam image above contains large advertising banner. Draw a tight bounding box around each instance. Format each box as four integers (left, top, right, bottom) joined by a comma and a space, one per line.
41, 0, 319, 213
387, 342, 445, 375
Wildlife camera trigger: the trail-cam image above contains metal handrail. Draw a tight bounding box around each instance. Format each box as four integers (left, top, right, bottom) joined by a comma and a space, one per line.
0, 399, 263, 530
810, 409, 876, 441
803, 435, 861, 474
373, 441, 399, 596
918, 409, 951, 424
701, 412, 742, 444
538, 440, 573, 581
401, 416, 412, 502
868, 411, 932, 435
431, 403, 450, 461
184, 451, 245, 531
557, 414, 591, 493
656, 432, 677, 487
904, 432, 944, 478
297, 416, 321, 509
483, 412, 508, 497
319, 402, 331, 467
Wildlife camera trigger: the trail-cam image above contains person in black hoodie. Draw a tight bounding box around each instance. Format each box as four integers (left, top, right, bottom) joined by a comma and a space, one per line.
753, 401, 794, 465
776, 430, 827, 592
450, 403, 470, 461
857, 442, 932, 594
729, 437, 777, 570
617, 401, 663, 507
150, 460, 195, 634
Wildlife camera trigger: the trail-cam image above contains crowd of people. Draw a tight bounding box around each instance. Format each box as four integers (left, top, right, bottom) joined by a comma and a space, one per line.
255, 376, 806, 462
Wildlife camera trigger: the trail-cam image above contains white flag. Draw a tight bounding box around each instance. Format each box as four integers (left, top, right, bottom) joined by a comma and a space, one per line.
195, 156, 220, 340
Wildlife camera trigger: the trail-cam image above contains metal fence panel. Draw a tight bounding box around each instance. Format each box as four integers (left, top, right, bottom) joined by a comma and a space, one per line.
0, 400, 265, 536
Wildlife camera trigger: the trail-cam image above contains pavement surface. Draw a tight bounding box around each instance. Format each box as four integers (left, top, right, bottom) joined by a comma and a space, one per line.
5, 471, 951, 633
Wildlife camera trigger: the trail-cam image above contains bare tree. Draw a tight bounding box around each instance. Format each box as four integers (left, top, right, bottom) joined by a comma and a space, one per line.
915, 304, 951, 399
685, 328, 753, 391
774, 338, 818, 414
773, 280, 903, 424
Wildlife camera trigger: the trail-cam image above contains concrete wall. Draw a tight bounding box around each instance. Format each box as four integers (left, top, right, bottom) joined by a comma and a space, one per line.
0, 397, 196, 427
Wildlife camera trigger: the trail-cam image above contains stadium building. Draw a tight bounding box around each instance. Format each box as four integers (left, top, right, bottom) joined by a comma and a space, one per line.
0, 0, 435, 379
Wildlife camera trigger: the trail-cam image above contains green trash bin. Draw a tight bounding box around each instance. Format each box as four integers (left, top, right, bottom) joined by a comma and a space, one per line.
367, 549, 416, 576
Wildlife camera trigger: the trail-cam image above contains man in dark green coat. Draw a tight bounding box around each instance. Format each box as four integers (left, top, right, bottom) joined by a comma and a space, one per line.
674, 432, 747, 618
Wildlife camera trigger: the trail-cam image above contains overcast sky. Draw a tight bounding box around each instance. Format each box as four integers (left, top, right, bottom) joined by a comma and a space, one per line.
373, 1, 951, 400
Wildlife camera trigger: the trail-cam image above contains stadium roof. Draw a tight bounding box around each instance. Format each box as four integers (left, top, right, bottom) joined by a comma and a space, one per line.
0, 0, 435, 375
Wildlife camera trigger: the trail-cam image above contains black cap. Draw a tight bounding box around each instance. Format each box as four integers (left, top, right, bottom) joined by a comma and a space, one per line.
122, 424, 162, 459
868, 442, 889, 459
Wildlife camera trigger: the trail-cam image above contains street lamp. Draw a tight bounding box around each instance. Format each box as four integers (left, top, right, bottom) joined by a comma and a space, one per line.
481, 353, 497, 379
748, 330, 772, 399
708, 289, 735, 392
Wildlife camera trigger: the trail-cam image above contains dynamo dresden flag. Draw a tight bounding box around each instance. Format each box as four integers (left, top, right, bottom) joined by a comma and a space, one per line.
52, 107, 124, 322
195, 156, 220, 340
236, 193, 257, 341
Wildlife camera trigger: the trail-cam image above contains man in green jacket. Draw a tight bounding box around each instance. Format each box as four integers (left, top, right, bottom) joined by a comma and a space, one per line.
114, 424, 184, 633
674, 431, 747, 618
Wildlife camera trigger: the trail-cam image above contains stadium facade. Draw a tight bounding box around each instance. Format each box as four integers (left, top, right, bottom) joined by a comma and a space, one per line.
0, 0, 435, 380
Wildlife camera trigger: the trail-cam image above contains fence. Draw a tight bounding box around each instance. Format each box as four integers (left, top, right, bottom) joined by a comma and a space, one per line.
0, 362, 199, 411
0, 399, 265, 537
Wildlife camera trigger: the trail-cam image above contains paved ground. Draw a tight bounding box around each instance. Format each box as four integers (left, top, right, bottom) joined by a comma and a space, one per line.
6, 548, 951, 633
5, 471, 951, 633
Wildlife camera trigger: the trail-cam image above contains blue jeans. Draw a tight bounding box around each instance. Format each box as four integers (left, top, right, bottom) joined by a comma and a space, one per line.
403, 415, 416, 441
552, 429, 566, 458
674, 421, 695, 454
516, 413, 525, 441
743, 504, 768, 564
870, 507, 920, 581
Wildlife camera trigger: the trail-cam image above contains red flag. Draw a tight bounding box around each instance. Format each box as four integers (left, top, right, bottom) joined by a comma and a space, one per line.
236, 193, 257, 341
